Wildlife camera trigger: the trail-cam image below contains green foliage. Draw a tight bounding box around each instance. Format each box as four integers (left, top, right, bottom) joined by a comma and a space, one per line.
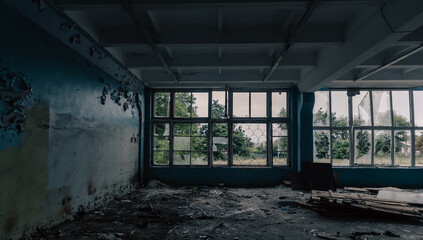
356, 130, 370, 158
313, 108, 328, 126
314, 131, 329, 159
212, 100, 226, 118
154, 92, 169, 117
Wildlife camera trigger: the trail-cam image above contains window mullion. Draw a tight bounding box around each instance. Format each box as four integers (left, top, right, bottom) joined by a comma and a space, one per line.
411, 90, 416, 167
389, 90, 394, 166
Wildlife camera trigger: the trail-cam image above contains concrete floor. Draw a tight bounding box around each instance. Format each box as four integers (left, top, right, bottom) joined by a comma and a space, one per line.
28, 183, 423, 240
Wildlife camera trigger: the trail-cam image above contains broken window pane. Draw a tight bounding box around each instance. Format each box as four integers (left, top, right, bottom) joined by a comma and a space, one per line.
233, 92, 249, 117
213, 123, 228, 165
154, 137, 169, 151
392, 91, 410, 127
352, 91, 371, 126
272, 92, 287, 118
272, 123, 288, 137
154, 92, 170, 117
313, 91, 329, 126
273, 137, 288, 152
212, 91, 227, 119
331, 130, 350, 166
251, 92, 266, 117
213, 151, 228, 165
174, 123, 190, 136
372, 91, 392, 126
233, 123, 267, 166
394, 130, 411, 166
153, 151, 169, 165
414, 91, 423, 127
273, 152, 287, 166
415, 130, 423, 166
154, 123, 170, 136
191, 152, 208, 165
153, 123, 170, 165
192, 92, 208, 118
173, 151, 190, 165
175, 92, 191, 118
374, 130, 391, 165
331, 91, 349, 127
313, 130, 330, 163
354, 130, 372, 165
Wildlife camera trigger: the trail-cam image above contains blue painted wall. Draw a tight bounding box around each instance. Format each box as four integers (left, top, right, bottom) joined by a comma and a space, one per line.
0, 3, 144, 239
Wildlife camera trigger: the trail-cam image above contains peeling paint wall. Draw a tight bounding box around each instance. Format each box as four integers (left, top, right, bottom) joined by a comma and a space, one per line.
0, 3, 143, 239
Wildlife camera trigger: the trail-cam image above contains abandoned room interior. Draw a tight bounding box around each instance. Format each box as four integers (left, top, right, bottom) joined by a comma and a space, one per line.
2, 0, 423, 239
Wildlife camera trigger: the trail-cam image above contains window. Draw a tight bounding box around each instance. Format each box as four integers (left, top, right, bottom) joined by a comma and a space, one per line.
151, 89, 289, 167
313, 89, 421, 167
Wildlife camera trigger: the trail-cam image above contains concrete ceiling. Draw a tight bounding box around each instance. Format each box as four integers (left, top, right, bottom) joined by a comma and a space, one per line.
52, 0, 423, 91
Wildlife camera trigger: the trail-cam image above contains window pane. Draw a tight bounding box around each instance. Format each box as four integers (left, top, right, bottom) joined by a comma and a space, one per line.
173, 151, 190, 165
374, 130, 391, 165
154, 137, 169, 151
175, 92, 191, 118
174, 123, 190, 136
313, 91, 329, 126
332, 130, 350, 166
394, 130, 411, 166
415, 130, 423, 166
331, 91, 349, 127
192, 137, 208, 152
174, 137, 190, 151
154, 92, 170, 117
153, 151, 169, 165
392, 91, 410, 127
273, 152, 287, 166
272, 92, 287, 117
313, 130, 330, 163
154, 123, 170, 136
233, 123, 267, 165
192, 92, 208, 118
272, 123, 288, 137
273, 137, 288, 152
212, 91, 227, 119
354, 130, 372, 165
352, 91, 371, 126
233, 92, 249, 117
213, 152, 228, 165
251, 92, 266, 117
213, 123, 228, 166
372, 91, 391, 126
192, 152, 208, 165
213, 123, 228, 137
414, 91, 423, 126
192, 123, 208, 137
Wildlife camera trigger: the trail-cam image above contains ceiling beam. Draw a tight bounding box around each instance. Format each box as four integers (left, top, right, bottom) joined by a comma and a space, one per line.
141, 69, 300, 83
338, 68, 423, 81
124, 51, 317, 69
298, 0, 423, 92
120, 0, 179, 82
355, 44, 423, 81
53, 0, 388, 10
263, 0, 319, 81
98, 24, 345, 47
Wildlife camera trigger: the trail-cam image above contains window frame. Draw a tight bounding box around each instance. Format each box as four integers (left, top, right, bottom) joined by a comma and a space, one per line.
151, 88, 290, 168
313, 89, 420, 168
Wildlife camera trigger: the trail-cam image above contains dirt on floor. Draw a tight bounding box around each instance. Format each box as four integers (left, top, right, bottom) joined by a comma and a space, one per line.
27, 182, 423, 240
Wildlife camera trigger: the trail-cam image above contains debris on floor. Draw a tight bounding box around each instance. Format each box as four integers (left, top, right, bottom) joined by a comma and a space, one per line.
26, 184, 423, 240
308, 188, 423, 219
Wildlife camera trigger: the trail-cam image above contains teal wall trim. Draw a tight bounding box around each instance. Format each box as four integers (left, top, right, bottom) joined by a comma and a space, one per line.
299, 93, 315, 164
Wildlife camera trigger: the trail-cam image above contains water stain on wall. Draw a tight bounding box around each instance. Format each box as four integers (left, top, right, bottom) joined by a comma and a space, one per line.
0, 102, 49, 237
